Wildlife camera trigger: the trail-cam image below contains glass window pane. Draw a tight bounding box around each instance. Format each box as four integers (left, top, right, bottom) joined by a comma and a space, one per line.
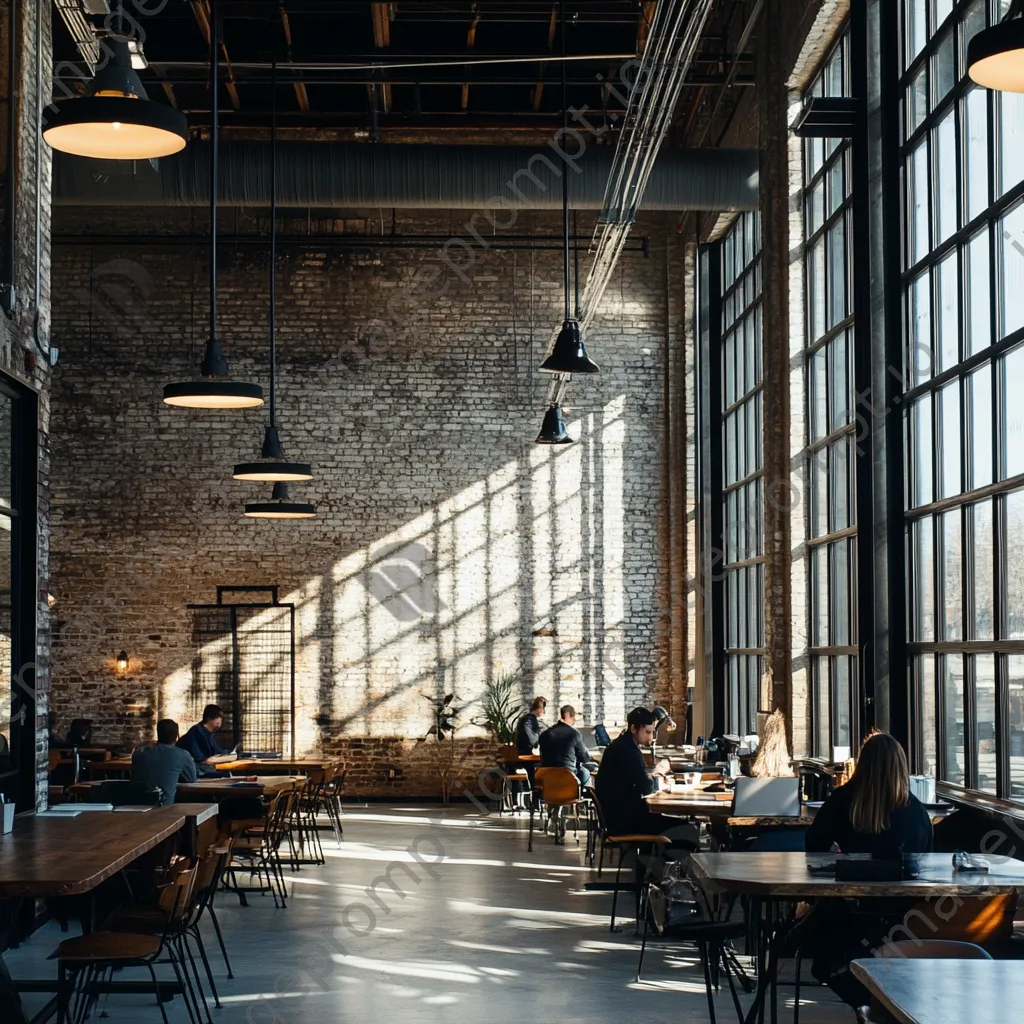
920, 655, 937, 777
935, 249, 959, 372
1009, 655, 1024, 800
1003, 344, 1024, 479
912, 394, 934, 507
907, 67, 928, 136
914, 515, 936, 642
970, 363, 993, 489
942, 508, 963, 640
972, 500, 994, 641
814, 657, 830, 757
938, 378, 962, 499
909, 142, 930, 266
810, 448, 828, 539
810, 348, 827, 443
966, 228, 991, 355
975, 655, 998, 794
933, 0, 953, 28
832, 539, 851, 646
828, 220, 848, 328
964, 87, 989, 223
812, 544, 829, 646
998, 92, 1024, 198
910, 271, 932, 385
724, 331, 736, 408
834, 656, 852, 749
943, 653, 965, 786
829, 331, 849, 434
830, 437, 852, 532
933, 110, 958, 244
1000, 203, 1024, 339
810, 238, 826, 343
1007, 489, 1024, 639
905, 0, 927, 67
806, 180, 824, 237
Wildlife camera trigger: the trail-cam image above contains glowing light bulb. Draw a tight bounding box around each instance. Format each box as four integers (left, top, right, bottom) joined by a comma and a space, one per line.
111, 121, 122, 130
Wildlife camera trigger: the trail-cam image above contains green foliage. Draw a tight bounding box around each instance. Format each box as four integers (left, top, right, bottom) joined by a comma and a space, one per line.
476, 670, 526, 744
423, 693, 459, 741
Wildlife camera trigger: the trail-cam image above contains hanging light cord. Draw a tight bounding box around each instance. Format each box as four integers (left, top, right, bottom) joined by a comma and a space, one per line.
269, 59, 277, 428
560, 0, 570, 323
210, 0, 219, 343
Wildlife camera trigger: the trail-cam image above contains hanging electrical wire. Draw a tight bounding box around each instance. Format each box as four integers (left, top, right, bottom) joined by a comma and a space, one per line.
537, 0, 714, 429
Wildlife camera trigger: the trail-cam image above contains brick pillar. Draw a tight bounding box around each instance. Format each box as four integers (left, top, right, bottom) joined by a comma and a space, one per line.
758, 0, 793, 721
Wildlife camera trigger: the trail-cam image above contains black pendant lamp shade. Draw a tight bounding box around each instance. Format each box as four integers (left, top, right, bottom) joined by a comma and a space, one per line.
234, 426, 313, 481
539, 319, 599, 375
233, 61, 314, 485
162, 2, 263, 411
244, 482, 316, 519
968, 18, 1024, 92
42, 37, 188, 160
535, 405, 573, 445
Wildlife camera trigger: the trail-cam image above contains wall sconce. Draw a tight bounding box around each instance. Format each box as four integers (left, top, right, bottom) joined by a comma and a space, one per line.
116, 650, 129, 674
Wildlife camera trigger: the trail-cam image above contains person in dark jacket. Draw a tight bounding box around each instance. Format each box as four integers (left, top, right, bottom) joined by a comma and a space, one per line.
132, 719, 197, 805
177, 704, 236, 769
802, 732, 933, 1016
539, 705, 593, 787
515, 696, 548, 754
594, 707, 698, 847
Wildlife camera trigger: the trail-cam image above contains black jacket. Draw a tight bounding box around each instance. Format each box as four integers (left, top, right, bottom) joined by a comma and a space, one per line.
804, 778, 933, 856
539, 721, 591, 773
594, 731, 657, 833
515, 713, 545, 755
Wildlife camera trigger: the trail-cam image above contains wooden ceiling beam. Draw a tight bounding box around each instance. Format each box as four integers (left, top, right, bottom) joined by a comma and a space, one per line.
279, 5, 310, 111
531, 4, 558, 112
370, 2, 393, 113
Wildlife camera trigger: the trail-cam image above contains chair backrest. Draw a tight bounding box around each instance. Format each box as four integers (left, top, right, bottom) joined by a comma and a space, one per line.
877, 939, 993, 960
732, 776, 800, 817
534, 767, 580, 806
588, 786, 610, 835
158, 861, 198, 925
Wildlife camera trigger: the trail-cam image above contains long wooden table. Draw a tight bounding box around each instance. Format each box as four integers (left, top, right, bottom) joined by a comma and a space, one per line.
88, 756, 335, 777
690, 852, 1024, 1024
850, 957, 1024, 1024
176, 775, 306, 800
0, 803, 217, 899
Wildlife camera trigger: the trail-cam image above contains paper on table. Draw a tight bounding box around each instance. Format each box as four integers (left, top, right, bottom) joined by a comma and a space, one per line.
113, 806, 153, 812
38, 809, 82, 817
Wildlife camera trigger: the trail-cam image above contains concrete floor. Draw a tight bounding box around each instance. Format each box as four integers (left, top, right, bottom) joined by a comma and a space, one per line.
5, 805, 855, 1023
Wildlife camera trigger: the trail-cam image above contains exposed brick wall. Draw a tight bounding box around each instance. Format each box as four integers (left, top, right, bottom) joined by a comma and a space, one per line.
47, 205, 690, 796
0, 0, 53, 810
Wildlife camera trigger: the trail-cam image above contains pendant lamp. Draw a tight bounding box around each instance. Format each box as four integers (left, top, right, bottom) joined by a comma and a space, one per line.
42, 23, 187, 160
244, 482, 317, 519
535, 405, 573, 445
968, 18, 1024, 92
234, 64, 313, 482
538, 6, 598, 377
163, 1, 263, 410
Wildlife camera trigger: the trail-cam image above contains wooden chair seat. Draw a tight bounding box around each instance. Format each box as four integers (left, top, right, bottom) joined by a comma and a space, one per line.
50, 932, 163, 962
107, 907, 167, 933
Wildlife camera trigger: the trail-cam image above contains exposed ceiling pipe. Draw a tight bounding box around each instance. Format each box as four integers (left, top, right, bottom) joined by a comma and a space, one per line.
53, 0, 104, 73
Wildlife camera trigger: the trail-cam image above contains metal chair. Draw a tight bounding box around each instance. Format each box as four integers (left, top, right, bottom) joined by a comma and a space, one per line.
528, 767, 588, 848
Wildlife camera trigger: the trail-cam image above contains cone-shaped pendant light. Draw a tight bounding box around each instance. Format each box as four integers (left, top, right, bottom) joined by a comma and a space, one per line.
539, 4, 598, 378
968, 18, 1024, 92
245, 482, 317, 519
535, 405, 573, 445
163, 1, 263, 410
234, 64, 313, 482
42, 30, 187, 160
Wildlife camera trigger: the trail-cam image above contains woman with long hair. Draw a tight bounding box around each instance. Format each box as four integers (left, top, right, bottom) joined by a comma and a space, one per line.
805, 731, 932, 855
802, 733, 933, 1020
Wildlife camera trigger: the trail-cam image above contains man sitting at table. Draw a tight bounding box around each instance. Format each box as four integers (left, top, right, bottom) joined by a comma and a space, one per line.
539, 704, 594, 788
132, 718, 197, 805
595, 706, 699, 850
515, 696, 548, 754
177, 704, 237, 772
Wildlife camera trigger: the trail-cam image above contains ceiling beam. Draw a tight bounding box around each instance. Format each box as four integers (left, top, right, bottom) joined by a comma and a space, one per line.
531, 4, 557, 112
636, 1, 656, 57
461, 4, 480, 112
370, 2, 393, 113
279, 5, 310, 111
190, 0, 241, 108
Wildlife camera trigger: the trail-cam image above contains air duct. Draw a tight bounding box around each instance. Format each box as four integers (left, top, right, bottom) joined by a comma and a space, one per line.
52, 142, 758, 211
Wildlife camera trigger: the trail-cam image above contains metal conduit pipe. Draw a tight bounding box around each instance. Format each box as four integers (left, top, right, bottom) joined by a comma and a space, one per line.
52, 142, 759, 211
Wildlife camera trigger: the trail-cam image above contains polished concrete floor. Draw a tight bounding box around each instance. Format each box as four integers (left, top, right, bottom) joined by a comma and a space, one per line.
5, 805, 854, 1023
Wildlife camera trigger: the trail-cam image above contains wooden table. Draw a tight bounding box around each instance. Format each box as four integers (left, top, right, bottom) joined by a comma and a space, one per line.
850, 957, 1024, 1024
0, 803, 217, 899
645, 789, 736, 820
690, 852, 1024, 1024
87, 756, 335, 778
176, 775, 306, 800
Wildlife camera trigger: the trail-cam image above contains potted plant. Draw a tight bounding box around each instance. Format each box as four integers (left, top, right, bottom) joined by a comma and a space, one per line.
476, 669, 526, 745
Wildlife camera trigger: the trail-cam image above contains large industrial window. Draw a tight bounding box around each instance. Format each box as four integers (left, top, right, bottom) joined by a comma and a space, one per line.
802, 31, 858, 758
901, 0, 1024, 798
720, 211, 764, 735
